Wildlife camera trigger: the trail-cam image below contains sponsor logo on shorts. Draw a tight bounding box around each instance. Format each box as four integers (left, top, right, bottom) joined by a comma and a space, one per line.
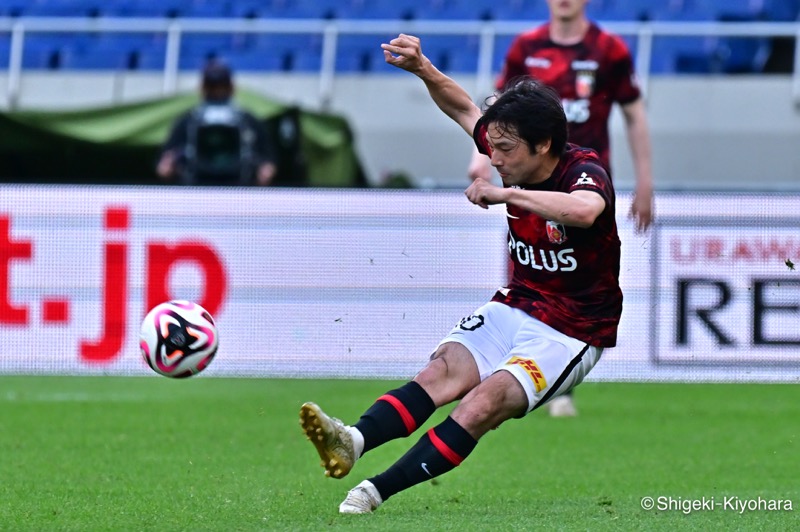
508, 356, 547, 393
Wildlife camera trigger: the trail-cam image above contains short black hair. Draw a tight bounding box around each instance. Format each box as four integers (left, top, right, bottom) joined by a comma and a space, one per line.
202, 60, 233, 87
478, 78, 568, 156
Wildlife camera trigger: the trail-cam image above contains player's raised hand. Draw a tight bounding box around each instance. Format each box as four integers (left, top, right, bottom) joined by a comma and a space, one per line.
381, 34, 427, 73
465, 178, 507, 209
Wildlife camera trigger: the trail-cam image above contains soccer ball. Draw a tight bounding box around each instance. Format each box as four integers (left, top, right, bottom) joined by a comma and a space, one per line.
139, 300, 219, 378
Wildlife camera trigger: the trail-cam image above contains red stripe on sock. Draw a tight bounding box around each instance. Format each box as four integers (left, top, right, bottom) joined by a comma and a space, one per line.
378, 394, 416, 434
427, 428, 464, 466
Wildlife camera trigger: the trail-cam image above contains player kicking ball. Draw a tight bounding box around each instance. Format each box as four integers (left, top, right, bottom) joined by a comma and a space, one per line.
300, 33, 623, 514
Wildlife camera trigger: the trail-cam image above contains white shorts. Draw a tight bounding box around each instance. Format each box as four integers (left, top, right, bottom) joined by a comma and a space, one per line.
436, 301, 603, 413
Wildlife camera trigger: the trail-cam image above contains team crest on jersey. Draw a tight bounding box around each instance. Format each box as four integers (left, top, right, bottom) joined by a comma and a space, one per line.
575, 70, 596, 98
546, 220, 568, 244
507, 356, 547, 393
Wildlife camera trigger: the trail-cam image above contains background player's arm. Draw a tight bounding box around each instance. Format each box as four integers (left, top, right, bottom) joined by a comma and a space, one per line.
620, 98, 655, 231
382, 34, 482, 137
466, 180, 606, 228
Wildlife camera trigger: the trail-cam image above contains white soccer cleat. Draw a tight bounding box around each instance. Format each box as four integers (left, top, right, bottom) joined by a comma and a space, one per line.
339, 480, 383, 514
299, 402, 356, 479
548, 395, 578, 417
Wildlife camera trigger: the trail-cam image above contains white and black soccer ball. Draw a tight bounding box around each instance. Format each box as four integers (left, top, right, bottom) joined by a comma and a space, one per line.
139, 300, 219, 378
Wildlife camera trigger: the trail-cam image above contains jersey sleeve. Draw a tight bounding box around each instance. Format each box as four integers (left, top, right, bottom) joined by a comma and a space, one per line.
606, 36, 641, 106
496, 35, 529, 91
566, 161, 613, 208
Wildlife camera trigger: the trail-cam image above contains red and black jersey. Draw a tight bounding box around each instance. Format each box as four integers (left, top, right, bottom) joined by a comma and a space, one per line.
497, 23, 640, 173
475, 135, 623, 346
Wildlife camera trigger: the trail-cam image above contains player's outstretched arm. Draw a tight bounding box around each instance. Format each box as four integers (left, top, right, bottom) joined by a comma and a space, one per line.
466, 179, 605, 228
382, 34, 482, 137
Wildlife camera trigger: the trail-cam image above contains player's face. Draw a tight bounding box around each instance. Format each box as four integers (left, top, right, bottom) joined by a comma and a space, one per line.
547, 0, 589, 21
485, 123, 547, 186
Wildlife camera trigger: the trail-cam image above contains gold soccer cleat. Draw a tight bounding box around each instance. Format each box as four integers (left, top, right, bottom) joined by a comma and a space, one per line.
299, 402, 355, 479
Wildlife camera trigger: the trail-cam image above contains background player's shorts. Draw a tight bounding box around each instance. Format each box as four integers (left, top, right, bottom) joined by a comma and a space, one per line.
436, 301, 602, 413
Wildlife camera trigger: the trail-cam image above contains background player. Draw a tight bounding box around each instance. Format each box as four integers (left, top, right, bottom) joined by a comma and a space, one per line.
468, 0, 654, 416
300, 33, 623, 514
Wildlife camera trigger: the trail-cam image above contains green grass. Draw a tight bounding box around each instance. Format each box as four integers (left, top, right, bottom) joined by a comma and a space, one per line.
0, 377, 797, 531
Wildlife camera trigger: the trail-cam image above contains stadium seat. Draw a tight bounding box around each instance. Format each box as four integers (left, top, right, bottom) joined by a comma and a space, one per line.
179, 33, 236, 69
712, 13, 772, 73
17, 34, 89, 70
239, 32, 323, 72
227, 51, 285, 72
0, 38, 10, 68
490, 1, 550, 22
420, 34, 481, 72
335, 34, 385, 72
762, 0, 800, 21
593, 0, 654, 21
231, 0, 327, 19
492, 34, 516, 74
650, 35, 716, 73
62, 34, 166, 71
414, 0, 487, 20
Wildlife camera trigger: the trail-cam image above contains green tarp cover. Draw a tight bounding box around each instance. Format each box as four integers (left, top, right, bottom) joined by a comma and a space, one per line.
0, 88, 366, 187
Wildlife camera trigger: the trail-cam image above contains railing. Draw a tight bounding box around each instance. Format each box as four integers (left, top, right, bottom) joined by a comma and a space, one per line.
1, 17, 799, 109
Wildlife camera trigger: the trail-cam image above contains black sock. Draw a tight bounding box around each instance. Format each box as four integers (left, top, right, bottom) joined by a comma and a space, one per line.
369, 416, 477, 501
355, 381, 436, 454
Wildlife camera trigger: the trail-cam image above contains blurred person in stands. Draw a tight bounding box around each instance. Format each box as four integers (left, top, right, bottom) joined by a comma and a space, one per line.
156, 60, 277, 186
467, 0, 655, 417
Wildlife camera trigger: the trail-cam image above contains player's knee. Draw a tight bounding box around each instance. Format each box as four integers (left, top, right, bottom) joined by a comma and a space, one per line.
415, 343, 478, 406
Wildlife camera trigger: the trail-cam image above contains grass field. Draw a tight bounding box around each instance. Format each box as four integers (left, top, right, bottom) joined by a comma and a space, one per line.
0, 376, 796, 531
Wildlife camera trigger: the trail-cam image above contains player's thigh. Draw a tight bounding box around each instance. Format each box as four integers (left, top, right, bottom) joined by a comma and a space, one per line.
434, 301, 527, 381
499, 319, 602, 413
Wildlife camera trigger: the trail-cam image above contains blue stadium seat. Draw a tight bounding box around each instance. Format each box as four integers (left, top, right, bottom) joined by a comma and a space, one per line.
179, 33, 236, 69
177, 3, 232, 18
650, 36, 716, 73
136, 46, 168, 69
421, 34, 481, 72
238, 32, 323, 72
650, 4, 717, 21
762, 0, 800, 20
592, 0, 655, 21
695, 0, 763, 20
712, 13, 772, 73
492, 34, 516, 74
227, 51, 285, 72
490, 1, 549, 21
334, 34, 385, 72
414, 0, 486, 20
103, 0, 191, 18
231, 0, 327, 19
62, 34, 166, 70
16, 34, 95, 70
0, 37, 10, 68
0, 0, 27, 17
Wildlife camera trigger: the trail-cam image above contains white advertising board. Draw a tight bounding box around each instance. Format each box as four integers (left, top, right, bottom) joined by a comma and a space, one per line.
0, 186, 797, 382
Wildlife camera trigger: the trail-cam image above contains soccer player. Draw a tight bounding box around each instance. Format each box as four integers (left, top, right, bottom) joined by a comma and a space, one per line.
299, 33, 622, 514
467, 0, 654, 416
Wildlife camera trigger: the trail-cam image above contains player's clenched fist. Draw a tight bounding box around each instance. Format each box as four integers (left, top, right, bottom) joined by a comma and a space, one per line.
381, 34, 428, 73
465, 178, 508, 209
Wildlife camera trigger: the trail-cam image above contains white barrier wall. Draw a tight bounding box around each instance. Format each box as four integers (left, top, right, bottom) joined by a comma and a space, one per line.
0, 185, 797, 382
